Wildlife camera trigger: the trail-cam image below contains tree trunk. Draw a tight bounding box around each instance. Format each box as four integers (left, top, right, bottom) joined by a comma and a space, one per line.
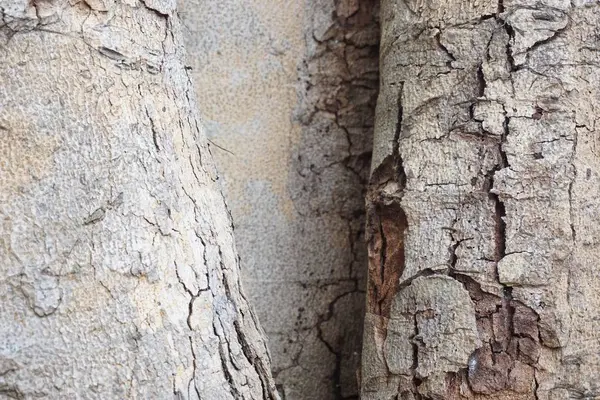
0, 1, 277, 399
180, 1, 379, 398
362, 0, 600, 399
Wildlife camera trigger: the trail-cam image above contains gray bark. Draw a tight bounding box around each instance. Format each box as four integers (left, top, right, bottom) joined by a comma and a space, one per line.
180, 1, 379, 398
0, 1, 276, 399
362, 0, 600, 398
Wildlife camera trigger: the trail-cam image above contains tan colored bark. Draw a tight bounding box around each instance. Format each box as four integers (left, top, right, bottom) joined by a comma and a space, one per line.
362, 0, 600, 398
0, 1, 276, 398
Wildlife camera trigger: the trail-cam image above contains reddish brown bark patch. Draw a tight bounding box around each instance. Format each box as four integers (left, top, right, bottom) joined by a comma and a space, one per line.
366, 201, 406, 318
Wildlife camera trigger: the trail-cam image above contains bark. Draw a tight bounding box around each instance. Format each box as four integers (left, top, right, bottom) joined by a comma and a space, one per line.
180, 1, 379, 398
362, 0, 600, 399
0, 1, 277, 399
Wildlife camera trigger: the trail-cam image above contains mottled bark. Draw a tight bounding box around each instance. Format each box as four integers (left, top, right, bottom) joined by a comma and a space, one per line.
180, 0, 379, 398
0, 1, 276, 398
362, 0, 600, 399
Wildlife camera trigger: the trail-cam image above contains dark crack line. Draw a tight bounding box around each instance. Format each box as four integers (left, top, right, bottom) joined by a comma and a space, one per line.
501, 19, 518, 72
521, 15, 571, 67
410, 312, 423, 397
216, 244, 275, 399
377, 214, 388, 301
315, 288, 360, 400
144, 106, 161, 152
435, 30, 456, 70
476, 63, 486, 97
394, 82, 405, 176
188, 336, 201, 400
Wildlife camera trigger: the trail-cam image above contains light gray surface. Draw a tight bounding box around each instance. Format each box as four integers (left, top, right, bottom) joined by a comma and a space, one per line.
0, 1, 276, 398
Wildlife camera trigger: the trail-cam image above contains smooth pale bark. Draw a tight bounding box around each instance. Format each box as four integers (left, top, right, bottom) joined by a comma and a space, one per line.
362, 0, 600, 399
180, 0, 379, 398
0, 1, 277, 399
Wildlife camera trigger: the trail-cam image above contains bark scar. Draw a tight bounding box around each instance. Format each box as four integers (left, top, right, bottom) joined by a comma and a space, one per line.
366, 197, 407, 318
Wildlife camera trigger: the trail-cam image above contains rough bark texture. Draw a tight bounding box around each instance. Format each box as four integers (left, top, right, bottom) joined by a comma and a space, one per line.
362, 0, 600, 399
181, 1, 379, 398
0, 1, 277, 398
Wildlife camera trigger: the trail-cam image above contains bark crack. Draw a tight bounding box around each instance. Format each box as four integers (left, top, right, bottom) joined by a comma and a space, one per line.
144, 106, 161, 152
188, 336, 201, 399
315, 288, 361, 400
435, 31, 457, 70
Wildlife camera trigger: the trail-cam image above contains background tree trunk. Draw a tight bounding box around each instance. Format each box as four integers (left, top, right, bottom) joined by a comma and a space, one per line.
180, 1, 379, 398
362, 0, 600, 398
0, 1, 276, 398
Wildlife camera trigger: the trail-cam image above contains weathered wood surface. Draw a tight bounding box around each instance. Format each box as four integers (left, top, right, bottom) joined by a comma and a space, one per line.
362, 1, 600, 398
0, 1, 277, 398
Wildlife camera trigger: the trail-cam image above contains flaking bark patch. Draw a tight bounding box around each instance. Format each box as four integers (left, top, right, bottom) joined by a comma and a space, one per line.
363, 0, 600, 398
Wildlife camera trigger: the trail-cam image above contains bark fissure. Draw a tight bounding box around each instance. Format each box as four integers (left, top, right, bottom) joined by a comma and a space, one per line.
188, 336, 201, 400
315, 288, 361, 400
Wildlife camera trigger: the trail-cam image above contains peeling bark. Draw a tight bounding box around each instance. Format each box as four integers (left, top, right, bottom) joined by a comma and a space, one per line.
362, 0, 600, 398
0, 1, 277, 398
